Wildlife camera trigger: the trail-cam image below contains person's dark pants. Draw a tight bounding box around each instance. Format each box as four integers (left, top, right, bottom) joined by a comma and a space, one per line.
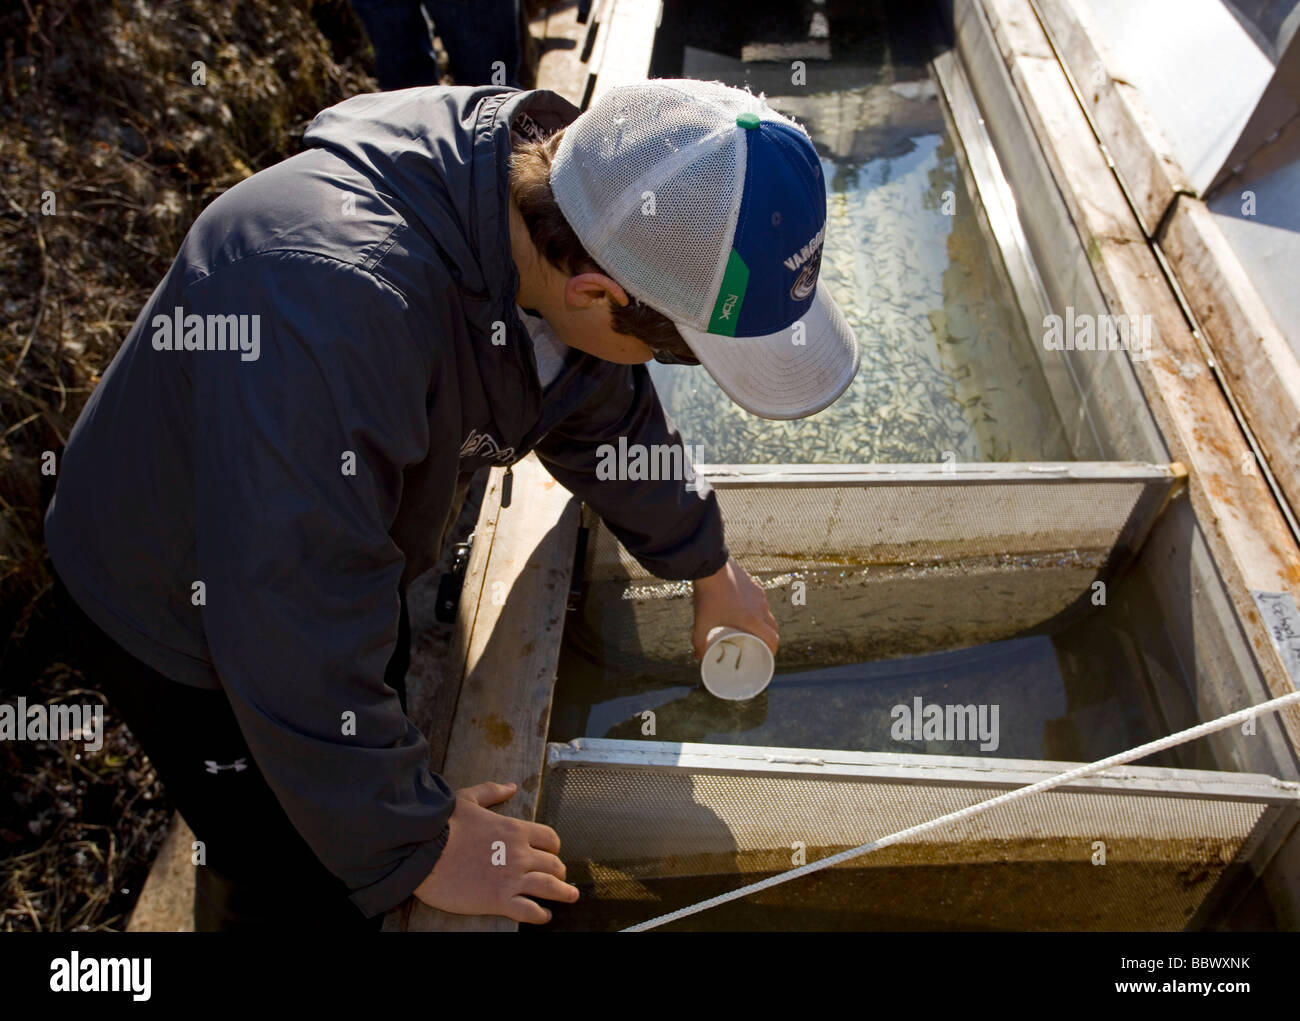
350, 0, 523, 90
51, 572, 410, 931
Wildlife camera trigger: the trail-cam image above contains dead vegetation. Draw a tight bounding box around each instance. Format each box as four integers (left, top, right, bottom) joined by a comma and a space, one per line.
1, 0, 377, 930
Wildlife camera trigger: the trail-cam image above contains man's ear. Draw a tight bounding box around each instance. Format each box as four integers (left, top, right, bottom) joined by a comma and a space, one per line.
564, 272, 630, 311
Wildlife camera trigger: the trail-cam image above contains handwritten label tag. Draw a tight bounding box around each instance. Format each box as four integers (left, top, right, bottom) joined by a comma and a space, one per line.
1251, 590, 1300, 685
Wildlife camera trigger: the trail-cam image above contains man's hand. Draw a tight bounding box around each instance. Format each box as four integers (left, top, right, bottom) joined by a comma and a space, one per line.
413, 781, 579, 924
691, 557, 779, 662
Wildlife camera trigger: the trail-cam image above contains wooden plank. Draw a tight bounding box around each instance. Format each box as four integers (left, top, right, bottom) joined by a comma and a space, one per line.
403, 454, 580, 931
126, 814, 195, 932
1014, 1, 1300, 524
589, 0, 662, 104
530, 0, 592, 105
1159, 195, 1300, 522
979, 0, 1300, 753
382, 471, 504, 932
952, 0, 1169, 464
1032, 0, 1195, 230
427, 475, 503, 777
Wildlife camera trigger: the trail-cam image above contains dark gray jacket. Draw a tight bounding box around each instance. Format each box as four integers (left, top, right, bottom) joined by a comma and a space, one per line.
44, 85, 728, 917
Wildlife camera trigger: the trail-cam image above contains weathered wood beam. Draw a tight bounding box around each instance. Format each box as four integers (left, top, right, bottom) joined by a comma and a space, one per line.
401, 455, 580, 931
979, 0, 1300, 751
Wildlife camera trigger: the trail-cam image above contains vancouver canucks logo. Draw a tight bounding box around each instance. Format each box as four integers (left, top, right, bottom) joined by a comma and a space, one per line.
791, 252, 820, 301
784, 225, 825, 302
460, 429, 516, 465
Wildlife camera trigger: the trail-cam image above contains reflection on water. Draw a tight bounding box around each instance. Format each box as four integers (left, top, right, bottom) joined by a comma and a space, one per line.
549, 559, 1190, 768
560, 636, 1067, 757
552, 634, 1163, 763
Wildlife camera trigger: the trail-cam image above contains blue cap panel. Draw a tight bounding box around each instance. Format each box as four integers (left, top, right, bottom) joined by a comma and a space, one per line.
728, 119, 826, 338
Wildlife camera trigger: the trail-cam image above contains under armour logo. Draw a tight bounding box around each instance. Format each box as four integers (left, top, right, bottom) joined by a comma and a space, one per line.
204, 758, 248, 774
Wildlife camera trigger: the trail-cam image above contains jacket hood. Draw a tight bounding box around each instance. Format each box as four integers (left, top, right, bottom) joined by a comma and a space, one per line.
302, 85, 582, 442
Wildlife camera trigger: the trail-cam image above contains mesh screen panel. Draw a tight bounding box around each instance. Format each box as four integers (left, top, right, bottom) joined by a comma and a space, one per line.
595, 139, 742, 323
539, 741, 1297, 931
551, 80, 806, 328
578, 465, 1174, 666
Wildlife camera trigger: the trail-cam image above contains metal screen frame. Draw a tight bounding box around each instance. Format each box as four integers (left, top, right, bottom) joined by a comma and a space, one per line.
585, 461, 1182, 579
546, 737, 1300, 802
540, 737, 1300, 930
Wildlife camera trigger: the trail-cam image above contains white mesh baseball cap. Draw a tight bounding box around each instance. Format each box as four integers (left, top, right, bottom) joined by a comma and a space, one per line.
550, 79, 859, 420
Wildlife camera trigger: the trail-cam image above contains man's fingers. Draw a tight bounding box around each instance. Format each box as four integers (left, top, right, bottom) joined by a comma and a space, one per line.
519, 870, 581, 904
506, 894, 553, 925
521, 847, 567, 881
523, 820, 562, 855
691, 619, 717, 661
456, 781, 517, 807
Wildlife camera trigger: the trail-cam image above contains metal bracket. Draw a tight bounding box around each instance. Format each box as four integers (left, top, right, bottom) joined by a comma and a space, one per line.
435, 538, 474, 624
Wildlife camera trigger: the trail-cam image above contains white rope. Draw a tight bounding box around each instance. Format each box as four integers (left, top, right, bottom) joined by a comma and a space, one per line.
621, 689, 1300, 932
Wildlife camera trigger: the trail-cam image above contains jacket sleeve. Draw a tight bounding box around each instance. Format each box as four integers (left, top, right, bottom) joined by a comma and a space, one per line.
533, 362, 730, 580
187, 251, 454, 918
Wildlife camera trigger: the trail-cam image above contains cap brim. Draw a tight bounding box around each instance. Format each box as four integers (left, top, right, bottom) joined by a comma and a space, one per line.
676, 283, 860, 420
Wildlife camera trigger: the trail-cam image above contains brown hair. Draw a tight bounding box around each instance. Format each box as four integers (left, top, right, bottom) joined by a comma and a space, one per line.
508, 128, 698, 362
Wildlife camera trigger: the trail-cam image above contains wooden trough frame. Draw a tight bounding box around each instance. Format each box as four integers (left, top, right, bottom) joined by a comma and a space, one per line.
952, 0, 1300, 761
394, 457, 579, 931
129, 0, 1300, 932
1024, 0, 1300, 543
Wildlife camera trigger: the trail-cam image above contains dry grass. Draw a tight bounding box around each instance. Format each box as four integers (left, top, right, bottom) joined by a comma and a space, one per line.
0, 666, 169, 931
0, 0, 377, 931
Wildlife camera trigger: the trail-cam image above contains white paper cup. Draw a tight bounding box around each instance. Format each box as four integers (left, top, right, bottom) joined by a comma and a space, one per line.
700, 627, 775, 701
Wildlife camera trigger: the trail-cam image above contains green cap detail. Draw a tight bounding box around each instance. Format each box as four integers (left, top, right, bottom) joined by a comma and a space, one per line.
736, 112, 760, 129
708, 249, 749, 336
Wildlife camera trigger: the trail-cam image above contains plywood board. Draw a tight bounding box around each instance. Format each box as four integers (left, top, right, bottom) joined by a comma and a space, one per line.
1032, 0, 1194, 229
126, 814, 195, 932
588, 0, 662, 105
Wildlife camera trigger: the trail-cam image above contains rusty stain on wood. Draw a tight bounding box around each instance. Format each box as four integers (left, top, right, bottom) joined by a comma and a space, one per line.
480, 713, 515, 748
